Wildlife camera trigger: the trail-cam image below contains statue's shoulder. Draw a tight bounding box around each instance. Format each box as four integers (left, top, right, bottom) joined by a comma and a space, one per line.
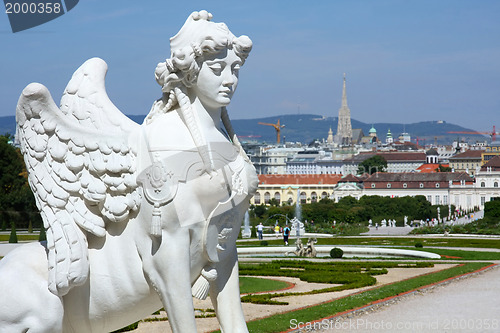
145, 111, 196, 151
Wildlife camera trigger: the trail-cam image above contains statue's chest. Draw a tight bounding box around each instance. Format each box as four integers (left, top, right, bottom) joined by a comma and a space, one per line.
139, 144, 255, 218
137, 139, 257, 261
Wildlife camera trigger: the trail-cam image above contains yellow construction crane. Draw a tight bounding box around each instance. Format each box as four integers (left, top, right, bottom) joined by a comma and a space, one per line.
258, 119, 285, 144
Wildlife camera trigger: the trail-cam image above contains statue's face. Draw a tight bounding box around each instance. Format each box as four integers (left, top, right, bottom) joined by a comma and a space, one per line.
193, 48, 242, 110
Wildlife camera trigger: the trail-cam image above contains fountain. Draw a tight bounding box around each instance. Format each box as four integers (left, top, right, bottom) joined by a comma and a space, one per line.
295, 188, 302, 221
291, 188, 305, 237
242, 210, 251, 238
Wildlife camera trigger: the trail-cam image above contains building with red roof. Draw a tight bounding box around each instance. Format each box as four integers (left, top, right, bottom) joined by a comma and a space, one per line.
252, 171, 487, 211
416, 163, 450, 173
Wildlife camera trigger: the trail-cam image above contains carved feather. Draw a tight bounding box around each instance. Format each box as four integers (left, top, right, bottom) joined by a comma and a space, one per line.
16, 58, 141, 296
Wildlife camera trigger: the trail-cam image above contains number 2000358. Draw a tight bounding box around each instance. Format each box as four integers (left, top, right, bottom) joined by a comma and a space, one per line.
5, 2, 62, 14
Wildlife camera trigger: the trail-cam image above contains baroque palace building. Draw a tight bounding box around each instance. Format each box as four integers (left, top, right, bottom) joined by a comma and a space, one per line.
251, 170, 494, 212
475, 156, 500, 207
252, 174, 342, 205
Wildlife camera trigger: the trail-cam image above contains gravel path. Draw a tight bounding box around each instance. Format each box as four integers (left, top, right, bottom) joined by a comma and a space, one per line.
133, 265, 456, 333
307, 264, 500, 333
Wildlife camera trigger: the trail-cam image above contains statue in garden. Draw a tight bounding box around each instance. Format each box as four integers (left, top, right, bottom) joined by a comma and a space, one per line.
290, 238, 305, 256
288, 238, 317, 257
0, 10, 257, 333
305, 238, 317, 257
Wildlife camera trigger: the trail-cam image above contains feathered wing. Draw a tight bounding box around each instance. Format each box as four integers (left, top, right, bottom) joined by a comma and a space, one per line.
16, 58, 141, 296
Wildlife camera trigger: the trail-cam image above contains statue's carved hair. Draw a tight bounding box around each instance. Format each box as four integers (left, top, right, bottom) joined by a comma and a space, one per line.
145, 11, 252, 172
151, 34, 252, 109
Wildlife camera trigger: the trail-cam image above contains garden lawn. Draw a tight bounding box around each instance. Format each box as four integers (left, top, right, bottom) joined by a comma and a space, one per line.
236, 262, 491, 333
0, 234, 40, 242
411, 248, 500, 261
240, 276, 291, 294
239, 237, 500, 249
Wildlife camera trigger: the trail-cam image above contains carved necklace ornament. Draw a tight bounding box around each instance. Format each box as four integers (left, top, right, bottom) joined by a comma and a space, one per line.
142, 160, 176, 237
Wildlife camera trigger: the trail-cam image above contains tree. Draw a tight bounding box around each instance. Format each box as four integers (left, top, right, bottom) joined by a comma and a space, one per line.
39, 225, 47, 241
484, 200, 500, 219
0, 135, 39, 229
268, 198, 280, 207
251, 225, 257, 238
253, 204, 267, 219
9, 222, 18, 243
357, 155, 387, 175
337, 196, 357, 207
436, 164, 452, 172
414, 195, 432, 220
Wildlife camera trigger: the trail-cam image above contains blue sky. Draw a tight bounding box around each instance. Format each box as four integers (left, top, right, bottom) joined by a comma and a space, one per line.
1, 0, 499, 132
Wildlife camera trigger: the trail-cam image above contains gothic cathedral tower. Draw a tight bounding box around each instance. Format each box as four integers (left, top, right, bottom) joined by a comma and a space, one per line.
335, 74, 353, 146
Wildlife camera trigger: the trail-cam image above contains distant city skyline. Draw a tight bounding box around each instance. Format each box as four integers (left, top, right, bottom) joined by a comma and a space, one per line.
1, 1, 499, 132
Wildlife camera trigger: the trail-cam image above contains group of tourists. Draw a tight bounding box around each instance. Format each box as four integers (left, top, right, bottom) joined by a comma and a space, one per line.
256, 222, 291, 245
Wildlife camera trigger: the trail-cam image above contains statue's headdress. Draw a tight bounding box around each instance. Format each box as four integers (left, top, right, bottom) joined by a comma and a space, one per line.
170, 10, 234, 58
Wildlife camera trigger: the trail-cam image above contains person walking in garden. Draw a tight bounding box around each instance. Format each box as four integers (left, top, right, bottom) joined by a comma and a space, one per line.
257, 222, 264, 240
283, 224, 291, 245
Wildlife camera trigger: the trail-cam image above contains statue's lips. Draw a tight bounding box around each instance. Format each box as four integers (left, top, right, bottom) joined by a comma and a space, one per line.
219, 89, 232, 98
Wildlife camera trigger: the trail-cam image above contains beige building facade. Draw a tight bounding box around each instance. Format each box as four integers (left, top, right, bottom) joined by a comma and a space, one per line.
253, 171, 497, 211
448, 149, 483, 176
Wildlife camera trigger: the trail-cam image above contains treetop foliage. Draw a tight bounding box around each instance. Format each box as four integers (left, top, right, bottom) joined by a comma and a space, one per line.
0, 134, 40, 229
357, 155, 387, 175
251, 195, 451, 230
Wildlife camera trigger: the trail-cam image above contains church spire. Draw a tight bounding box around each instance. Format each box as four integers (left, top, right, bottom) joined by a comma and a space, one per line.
335, 73, 353, 146
341, 73, 348, 108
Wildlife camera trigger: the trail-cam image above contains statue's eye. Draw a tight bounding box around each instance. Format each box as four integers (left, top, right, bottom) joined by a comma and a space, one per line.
232, 64, 241, 74
208, 63, 223, 75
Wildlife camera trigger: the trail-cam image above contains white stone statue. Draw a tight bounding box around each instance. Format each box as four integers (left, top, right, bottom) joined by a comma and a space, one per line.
305, 238, 318, 257
287, 238, 317, 257
0, 10, 257, 333
290, 217, 305, 237
289, 238, 305, 256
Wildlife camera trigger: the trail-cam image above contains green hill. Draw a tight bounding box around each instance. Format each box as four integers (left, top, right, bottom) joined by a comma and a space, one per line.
231, 114, 486, 145
0, 114, 486, 145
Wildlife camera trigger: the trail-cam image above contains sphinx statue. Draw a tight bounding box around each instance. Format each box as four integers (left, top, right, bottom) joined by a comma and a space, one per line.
0, 10, 257, 333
